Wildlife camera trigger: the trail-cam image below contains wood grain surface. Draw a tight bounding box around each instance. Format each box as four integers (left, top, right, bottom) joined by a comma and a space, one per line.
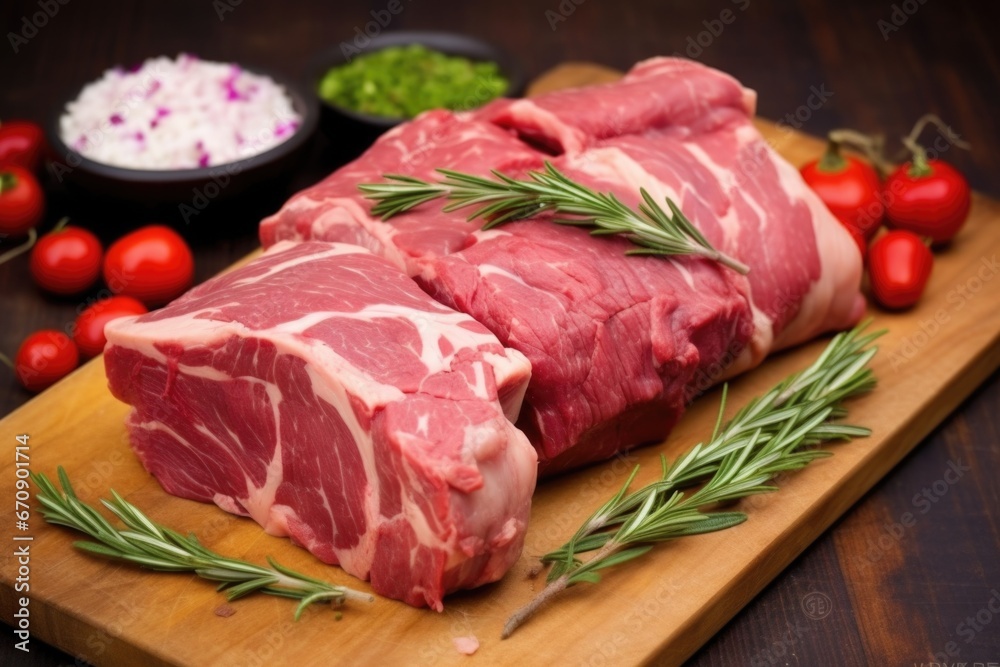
2, 1, 999, 665
2, 86, 1000, 667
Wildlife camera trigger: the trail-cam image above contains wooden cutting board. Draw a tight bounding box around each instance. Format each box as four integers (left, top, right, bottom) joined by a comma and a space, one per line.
3, 63, 1000, 667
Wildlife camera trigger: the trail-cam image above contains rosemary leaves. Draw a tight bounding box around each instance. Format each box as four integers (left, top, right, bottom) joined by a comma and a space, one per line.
32, 468, 374, 620
358, 162, 750, 274
502, 322, 882, 638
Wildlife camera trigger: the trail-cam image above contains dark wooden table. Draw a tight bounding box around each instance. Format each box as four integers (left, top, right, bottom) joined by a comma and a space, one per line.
2, 1, 998, 665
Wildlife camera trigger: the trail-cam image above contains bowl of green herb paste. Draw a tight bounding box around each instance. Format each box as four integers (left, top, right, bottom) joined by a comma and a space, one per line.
311, 31, 523, 149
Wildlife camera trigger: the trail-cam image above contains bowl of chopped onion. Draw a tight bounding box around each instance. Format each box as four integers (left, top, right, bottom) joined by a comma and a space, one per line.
47, 54, 318, 205
310, 32, 524, 150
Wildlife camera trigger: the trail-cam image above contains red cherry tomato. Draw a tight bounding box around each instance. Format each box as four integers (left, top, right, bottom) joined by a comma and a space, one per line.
73, 296, 148, 358
868, 230, 933, 309
29, 225, 103, 295
884, 158, 970, 244
0, 120, 46, 172
102, 225, 194, 307
14, 330, 79, 392
801, 151, 884, 239
0, 165, 44, 236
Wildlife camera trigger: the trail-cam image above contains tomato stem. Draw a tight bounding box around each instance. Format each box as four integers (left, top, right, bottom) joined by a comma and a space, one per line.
903, 138, 933, 178
818, 139, 847, 172
52, 216, 71, 233
0, 171, 17, 195
827, 128, 892, 177
0, 351, 12, 371
904, 114, 971, 152
902, 113, 970, 178
0, 227, 38, 266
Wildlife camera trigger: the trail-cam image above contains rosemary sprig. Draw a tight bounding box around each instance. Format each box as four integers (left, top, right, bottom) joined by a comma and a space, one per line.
358, 162, 750, 275
501, 322, 881, 638
32, 469, 374, 620
545, 322, 881, 567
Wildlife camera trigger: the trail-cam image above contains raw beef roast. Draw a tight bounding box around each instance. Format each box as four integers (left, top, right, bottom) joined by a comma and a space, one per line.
104, 57, 865, 610
103, 241, 536, 609
260, 57, 864, 472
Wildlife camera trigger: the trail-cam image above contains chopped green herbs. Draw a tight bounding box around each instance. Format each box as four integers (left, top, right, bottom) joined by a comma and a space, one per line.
318, 44, 508, 119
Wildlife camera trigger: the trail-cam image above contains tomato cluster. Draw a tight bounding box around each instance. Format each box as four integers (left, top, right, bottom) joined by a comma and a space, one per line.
800, 116, 971, 310
12, 296, 154, 392
1, 119, 196, 392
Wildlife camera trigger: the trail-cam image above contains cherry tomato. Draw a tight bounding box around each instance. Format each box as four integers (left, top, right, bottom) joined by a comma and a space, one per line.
14, 330, 79, 392
801, 149, 884, 239
884, 158, 970, 244
868, 230, 933, 309
29, 224, 103, 295
102, 225, 194, 307
73, 296, 148, 358
0, 165, 44, 236
0, 120, 46, 172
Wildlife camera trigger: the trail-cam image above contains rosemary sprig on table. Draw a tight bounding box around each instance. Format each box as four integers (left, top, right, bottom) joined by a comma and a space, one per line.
502, 322, 882, 638
32, 469, 374, 619
358, 162, 750, 275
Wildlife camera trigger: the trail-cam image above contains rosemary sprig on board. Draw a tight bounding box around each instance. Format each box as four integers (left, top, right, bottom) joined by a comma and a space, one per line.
502, 323, 882, 638
32, 469, 374, 620
358, 162, 750, 275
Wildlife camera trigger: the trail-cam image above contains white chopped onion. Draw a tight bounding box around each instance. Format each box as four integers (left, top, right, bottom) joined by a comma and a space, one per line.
59, 54, 301, 170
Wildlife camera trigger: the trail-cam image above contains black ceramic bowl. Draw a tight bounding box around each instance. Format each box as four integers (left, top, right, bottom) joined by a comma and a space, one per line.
47, 64, 319, 206
310, 31, 524, 148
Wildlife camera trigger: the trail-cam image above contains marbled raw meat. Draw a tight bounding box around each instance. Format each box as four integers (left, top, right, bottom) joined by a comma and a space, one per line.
104, 241, 536, 609
260, 57, 863, 473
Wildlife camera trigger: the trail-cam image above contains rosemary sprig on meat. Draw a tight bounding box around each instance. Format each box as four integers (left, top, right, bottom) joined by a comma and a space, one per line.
502, 322, 881, 638
32, 469, 374, 619
358, 161, 750, 275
